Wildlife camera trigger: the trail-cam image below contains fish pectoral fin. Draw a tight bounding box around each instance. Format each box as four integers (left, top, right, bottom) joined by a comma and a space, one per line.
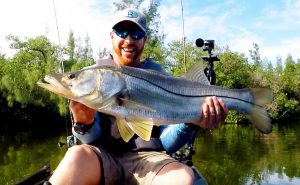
119, 98, 156, 113
126, 117, 154, 141
246, 106, 272, 134
116, 117, 135, 142
97, 96, 116, 111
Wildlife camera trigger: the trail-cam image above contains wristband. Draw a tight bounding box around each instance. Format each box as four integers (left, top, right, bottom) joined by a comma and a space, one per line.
184, 123, 198, 131
73, 120, 95, 135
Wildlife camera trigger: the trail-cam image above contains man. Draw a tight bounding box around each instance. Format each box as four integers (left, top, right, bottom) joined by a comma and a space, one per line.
49, 8, 227, 185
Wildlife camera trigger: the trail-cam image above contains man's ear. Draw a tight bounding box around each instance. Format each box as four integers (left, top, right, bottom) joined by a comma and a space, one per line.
110, 31, 114, 39
143, 35, 147, 42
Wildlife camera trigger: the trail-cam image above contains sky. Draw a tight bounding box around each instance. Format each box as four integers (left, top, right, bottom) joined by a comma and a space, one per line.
0, 0, 299, 64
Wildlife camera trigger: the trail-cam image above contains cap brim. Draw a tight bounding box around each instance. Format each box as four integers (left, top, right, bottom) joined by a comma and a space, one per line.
112, 20, 146, 32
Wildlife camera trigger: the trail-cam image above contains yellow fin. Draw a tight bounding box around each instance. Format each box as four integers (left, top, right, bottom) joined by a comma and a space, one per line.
116, 117, 135, 142
126, 117, 153, 141
246, 106, 272, 134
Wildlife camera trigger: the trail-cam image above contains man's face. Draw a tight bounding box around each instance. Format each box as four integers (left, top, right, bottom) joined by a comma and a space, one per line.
111, 21, 146, 67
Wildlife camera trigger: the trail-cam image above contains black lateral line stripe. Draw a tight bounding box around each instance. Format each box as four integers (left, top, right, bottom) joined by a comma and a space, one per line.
121, 67, 259, 107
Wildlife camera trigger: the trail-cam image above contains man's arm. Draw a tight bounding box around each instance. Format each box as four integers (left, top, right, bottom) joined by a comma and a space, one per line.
160, 96, 228, 153
69, 101, 101, 144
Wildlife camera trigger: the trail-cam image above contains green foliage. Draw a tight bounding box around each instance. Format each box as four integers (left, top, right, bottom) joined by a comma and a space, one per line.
1, 36, 59, 108
66, 30, 75, 61
249, 43, 262, 67
141, 0, 165, 63
164, 40, 204, 76
0, 34, 95, 116
268, 55, 300, 120
216, 49, 252, 88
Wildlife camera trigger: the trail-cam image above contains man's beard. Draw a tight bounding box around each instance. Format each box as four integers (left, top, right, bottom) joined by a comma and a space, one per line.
113, 45, 144, 66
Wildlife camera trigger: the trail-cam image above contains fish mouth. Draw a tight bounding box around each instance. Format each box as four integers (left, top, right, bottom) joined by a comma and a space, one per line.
37, 78, 50, 88
39, 78, 50, 84
37, 75, 75, 99
37, 75, 56, 87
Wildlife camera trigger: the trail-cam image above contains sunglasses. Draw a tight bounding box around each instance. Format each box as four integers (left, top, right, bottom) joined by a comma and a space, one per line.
113, 27, 145, 40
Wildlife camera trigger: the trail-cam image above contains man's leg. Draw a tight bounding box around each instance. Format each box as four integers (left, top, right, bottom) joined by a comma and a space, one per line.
151, 162, 194, 185
49, 145, 101, 185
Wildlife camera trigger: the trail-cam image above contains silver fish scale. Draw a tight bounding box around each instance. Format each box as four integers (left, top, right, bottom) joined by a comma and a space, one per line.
117, 66, 255, 122
121, 66, 252, 100
122, 75, 202, 122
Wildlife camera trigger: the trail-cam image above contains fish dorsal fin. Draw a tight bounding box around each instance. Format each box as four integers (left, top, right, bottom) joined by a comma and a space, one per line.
119, 98, 156, 113
116, 117, 135, 142
181, 62, 210, 85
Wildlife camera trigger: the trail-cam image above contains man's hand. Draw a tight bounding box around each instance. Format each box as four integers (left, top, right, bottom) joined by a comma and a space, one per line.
69, 101, 96, 125
191, 96, 228, 129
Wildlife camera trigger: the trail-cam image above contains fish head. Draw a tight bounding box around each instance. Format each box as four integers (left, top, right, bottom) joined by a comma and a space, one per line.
97, 68, 126, 99
37, 69, 98, 101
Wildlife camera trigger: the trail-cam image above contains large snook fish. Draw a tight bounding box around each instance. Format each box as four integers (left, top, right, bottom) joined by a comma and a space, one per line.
37, 63, 273, 142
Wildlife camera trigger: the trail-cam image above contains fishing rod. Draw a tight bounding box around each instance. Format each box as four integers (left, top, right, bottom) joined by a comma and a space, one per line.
180, 0, 187, 72
52, 0, 64, 73
52, 0, 78, 147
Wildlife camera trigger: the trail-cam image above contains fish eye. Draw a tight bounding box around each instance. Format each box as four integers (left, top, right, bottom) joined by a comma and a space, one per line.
68, 73, 76, 79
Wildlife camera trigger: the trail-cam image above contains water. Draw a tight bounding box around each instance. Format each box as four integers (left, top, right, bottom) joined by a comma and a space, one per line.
0, 123, 299, 184
0, 132, 67, 185
193, 122, 300, 185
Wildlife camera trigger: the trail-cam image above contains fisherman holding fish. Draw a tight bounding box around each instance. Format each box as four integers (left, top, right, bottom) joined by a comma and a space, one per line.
44, 8, 266, 185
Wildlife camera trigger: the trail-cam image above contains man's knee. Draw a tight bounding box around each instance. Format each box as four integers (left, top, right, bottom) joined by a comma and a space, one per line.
64, 145, 100, 165
50, 145, 102, 184
153, 162, 194, 185
179, 164, 194, 185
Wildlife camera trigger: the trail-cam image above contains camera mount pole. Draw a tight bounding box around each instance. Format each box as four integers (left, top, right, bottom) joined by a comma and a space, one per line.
202, 45, 219, 85
173, 39, 220, 167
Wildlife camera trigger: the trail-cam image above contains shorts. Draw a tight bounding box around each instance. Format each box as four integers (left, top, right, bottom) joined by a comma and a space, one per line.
85, 144, 177, 185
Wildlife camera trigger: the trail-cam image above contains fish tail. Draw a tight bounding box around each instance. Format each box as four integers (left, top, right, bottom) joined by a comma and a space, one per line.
246, 88, 273, 134
246, 106, 272, 134
251, 88, 273, 106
